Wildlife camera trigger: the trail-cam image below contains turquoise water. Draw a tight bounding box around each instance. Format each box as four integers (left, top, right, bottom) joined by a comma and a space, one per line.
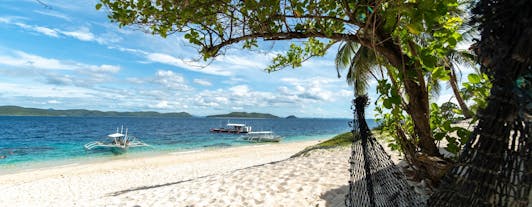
0, 116, 376, 173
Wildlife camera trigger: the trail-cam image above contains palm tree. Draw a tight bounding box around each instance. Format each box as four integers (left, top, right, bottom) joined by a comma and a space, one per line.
334, 41, 380, 96
444, 50, 475, 118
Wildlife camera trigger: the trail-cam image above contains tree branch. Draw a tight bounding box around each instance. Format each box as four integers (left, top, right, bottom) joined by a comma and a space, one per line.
277, 15, 352, 24
204, 31, 360, 56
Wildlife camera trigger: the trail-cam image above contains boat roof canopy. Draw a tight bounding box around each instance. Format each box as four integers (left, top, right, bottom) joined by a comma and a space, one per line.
108, 133, 125, 138
227, 123, 246, 127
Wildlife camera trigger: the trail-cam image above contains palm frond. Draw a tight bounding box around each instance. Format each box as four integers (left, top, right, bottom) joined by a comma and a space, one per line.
335, 41, 359, 78
349, 46, 378, 96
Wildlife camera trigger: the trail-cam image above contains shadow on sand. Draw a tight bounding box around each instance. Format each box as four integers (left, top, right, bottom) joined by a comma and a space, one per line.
107, 159, 288, 197
320, 184, 349, 207
107, 178, 196, 196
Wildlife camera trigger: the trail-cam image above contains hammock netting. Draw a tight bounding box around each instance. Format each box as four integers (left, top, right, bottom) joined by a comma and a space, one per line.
345, 96, 424, 207
345, 0, 530, 206
428, 0, 531, 206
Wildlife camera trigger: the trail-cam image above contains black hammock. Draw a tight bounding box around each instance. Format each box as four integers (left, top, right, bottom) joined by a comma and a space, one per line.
344, 95, 424, 207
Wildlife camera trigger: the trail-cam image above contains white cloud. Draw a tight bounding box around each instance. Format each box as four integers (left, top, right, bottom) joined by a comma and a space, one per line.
229, 85, 250, 97
0, 17, 10, 23
232, 106, 243, 110
150, 100, 170, 109
0, 50, 121, 74
338, 89, 353, 97
110, 46, 149, 56
34, 26, 59, 37
87, 64, 121, 73
47, 100, 61, 104
146, 52, 233, 76
217, 54, 268, 69
1, 18, 114, 45
279, 77, 340, 101
193, 95, 221, 107
193, 79, 212, 86
0, 16, 27, 24
0, 82, 96, 98
13, 22, 59, 37
61, 27, 94, 41
0, 51, 73, 70
154, 70, 191, 91
29, 26, 59, 38
147, 53, 187, 67
45, 74, 75, 85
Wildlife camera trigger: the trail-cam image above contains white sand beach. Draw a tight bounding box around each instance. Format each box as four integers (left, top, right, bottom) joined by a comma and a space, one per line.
0, 139, 360, 207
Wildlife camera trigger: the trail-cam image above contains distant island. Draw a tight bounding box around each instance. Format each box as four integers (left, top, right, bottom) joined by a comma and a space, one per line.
0, 106, 192, 118
286, 115, 297, 119
207, 112, 279, 118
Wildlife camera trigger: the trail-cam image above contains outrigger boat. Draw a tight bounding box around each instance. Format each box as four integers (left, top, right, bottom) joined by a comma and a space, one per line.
84, 126, 149, 153
240, 131, 283, 142
210, 121, 252, 134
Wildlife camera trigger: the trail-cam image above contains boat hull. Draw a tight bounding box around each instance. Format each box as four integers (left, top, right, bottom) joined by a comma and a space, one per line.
210, 128, 249, 133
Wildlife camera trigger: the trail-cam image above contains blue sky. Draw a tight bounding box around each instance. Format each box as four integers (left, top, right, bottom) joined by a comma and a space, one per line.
0, 0, 463, 118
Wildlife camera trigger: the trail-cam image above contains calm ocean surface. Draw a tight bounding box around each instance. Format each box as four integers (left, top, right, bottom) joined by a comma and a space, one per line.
0, 116, 376, 173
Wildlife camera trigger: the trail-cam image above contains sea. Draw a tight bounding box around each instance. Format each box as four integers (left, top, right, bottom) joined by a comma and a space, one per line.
0, 116, 376, 174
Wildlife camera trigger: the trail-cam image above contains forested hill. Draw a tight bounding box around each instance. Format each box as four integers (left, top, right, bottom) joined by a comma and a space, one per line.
207, 112, 279, 118
0, 106, 192, 118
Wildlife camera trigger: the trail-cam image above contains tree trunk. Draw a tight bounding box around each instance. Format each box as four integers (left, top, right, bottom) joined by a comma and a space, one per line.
403, 76, 440, 156
374, 37, 440, 156
449, 68, 473, 118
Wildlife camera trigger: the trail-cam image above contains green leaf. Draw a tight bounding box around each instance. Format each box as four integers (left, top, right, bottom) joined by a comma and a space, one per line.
434, 132, 446, 140
442, 120, 452, 131
406, 24, 421, 35
468, 74, 481, 84
95, 3, 102, 10
421, 52, 437, 68
446, 140, 459, 154
457, 128, 471, 143
383, 99, 392, 109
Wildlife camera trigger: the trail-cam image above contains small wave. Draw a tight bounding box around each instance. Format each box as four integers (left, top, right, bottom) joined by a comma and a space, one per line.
169, 149, 204, 155
202, 143, 232, 148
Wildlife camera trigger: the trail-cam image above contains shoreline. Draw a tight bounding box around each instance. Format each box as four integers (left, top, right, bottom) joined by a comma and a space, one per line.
0, 139, 322, 183
0, 135, 331, 176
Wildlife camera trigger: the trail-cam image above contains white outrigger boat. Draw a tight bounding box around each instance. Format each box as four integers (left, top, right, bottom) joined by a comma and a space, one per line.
210, 121, 252, 134
241, 131, 283, 142
84, 126, 149, 153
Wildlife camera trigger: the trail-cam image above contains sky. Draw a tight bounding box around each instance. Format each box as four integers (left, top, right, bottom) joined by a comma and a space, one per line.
0, 0, 464, 118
